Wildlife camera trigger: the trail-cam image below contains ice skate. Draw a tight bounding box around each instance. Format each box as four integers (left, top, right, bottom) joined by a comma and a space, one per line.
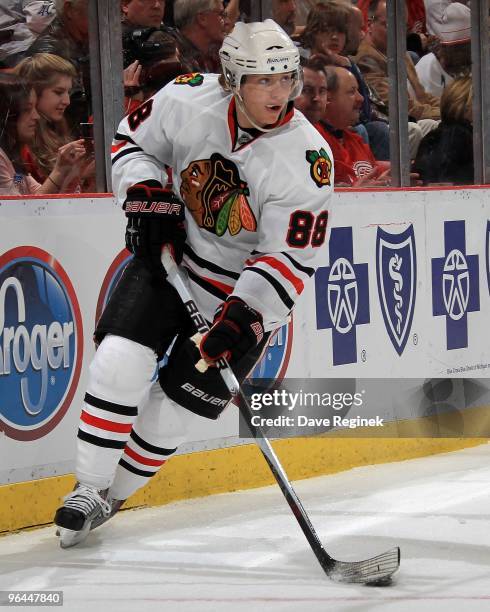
54, 484, 111, 548
90, 495, 126, 531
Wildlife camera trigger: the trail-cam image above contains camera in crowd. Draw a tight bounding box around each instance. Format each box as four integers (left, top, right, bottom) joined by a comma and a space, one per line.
122, 27, 185, 93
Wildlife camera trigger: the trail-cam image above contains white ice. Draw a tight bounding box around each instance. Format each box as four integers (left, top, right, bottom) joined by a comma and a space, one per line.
2, 443, 490, 612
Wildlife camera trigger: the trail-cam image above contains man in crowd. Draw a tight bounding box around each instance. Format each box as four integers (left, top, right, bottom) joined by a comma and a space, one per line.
122, 0, 165, 28
173, 0, 226, 72
271, 0, 297, 37
354, 0, 439, 157
296, 60, 387, 186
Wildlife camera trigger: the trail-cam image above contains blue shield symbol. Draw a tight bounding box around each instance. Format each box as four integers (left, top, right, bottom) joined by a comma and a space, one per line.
376, 226, 417, 356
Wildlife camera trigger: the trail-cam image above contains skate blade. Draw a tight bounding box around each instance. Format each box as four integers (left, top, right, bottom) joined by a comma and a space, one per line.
59, 524, 91, 549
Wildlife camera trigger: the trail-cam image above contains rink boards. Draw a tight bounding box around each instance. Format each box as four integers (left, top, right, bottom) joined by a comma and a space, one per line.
0, 187, 489, 532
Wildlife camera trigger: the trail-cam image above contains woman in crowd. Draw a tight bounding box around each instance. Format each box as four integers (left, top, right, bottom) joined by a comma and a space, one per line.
414, 75, 473, 185
13, 52, 87, 188
0, 75, 85, 195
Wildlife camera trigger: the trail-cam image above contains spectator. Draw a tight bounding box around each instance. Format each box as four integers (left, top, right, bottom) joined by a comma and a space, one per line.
301, 3, 391, 161
122, 28, 185, 111
312, 64, 389, 186
415, 2, 471, 97
354, 0, 440, 157
294, 57, 329, 125
355, 0, 440, 121
357, 0, 426, 34
223, 0, 240, 34
300, 1, 351, 58
0, 75, 85, 195
121, 0, 165, 28
424, 0, 454, 37
344, 3, 365, 57
0, 0, 55, 68
26, 0, 90, 129
413, 75, 473, 185
271, 0, 297, 37
173, 0, 226, 73
13, 52, 86, 186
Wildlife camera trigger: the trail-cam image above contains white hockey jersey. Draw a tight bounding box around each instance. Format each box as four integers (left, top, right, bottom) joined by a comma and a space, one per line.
112, 73, 334, 332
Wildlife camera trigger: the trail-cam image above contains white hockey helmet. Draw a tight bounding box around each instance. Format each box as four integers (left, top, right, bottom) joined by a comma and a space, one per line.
219, 19, 302, 100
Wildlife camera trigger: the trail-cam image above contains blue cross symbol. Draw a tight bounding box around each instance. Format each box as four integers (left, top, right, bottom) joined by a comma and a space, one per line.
315, 227, 370, 365
432, 220, 479, 350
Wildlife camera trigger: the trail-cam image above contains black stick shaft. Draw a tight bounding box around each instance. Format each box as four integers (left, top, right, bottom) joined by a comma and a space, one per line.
161, 248, 335, 572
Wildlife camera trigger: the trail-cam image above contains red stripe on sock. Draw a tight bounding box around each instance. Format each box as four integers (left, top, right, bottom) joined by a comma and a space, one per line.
81, 410, 133, 433
124, 445, 167, 467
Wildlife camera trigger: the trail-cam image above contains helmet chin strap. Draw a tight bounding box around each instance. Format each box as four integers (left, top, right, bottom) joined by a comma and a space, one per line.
234, 89, 288, 133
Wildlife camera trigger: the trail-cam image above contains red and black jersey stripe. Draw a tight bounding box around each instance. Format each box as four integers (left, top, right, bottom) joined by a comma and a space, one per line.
184, 244, 240, 280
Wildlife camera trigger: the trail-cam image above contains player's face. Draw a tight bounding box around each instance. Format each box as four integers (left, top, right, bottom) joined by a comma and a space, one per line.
238, 73, 294, 128
295, 68, 327, 125
37, 75, 72, 122
122, 0, 165, 28
16, 90, 40, 143
326, 69, 363, 130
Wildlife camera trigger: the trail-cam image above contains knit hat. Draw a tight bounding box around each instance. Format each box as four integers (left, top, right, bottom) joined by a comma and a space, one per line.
439, 2, 471, 45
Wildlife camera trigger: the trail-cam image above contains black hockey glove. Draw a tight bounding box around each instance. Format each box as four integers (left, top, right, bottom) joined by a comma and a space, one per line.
124, 180, 186, 272
199, 298, 264, 367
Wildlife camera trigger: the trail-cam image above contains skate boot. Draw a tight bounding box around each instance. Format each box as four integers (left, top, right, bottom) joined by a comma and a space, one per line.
90, 495, 126, 531
54, 484, 111, 549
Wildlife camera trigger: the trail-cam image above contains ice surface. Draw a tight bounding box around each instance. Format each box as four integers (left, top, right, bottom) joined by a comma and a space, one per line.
2, 443, 490, 611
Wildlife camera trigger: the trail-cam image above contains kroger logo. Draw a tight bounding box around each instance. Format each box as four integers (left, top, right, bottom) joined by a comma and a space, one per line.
0, 247, 83, 440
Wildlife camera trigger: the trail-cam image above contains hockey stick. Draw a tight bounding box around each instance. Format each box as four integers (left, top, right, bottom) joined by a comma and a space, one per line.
161, 247, 400, 584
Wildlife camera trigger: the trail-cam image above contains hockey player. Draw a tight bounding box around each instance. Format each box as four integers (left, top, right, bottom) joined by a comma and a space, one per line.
54, 19, 334, 547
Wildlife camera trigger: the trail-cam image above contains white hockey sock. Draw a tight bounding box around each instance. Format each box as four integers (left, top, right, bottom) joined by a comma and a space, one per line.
108, 381, 195, 501
75, 335, 157, 489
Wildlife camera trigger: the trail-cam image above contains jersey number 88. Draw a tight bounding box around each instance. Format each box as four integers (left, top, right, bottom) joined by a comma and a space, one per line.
286, 210, 328, 248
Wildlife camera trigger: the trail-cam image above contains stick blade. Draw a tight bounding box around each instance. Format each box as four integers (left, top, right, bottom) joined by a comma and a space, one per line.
326, 546, 400, 585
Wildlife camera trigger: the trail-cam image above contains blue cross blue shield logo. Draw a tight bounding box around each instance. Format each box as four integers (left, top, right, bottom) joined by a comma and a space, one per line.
376, 225, 417, 356
315, 227, 370, 365
432, 220, 479, 350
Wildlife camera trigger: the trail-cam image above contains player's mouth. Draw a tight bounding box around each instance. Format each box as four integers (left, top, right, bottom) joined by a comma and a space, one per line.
266, 104, 282, 112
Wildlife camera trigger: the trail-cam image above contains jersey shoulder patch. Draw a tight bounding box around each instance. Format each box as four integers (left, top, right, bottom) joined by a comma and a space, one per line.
306, 148, 333, 188
174, 73, 204, 87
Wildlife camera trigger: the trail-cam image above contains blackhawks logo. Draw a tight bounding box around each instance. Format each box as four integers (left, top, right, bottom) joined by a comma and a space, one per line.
306, 148, 332, 188
180, 153, 257, 236
174, 73, 204, 87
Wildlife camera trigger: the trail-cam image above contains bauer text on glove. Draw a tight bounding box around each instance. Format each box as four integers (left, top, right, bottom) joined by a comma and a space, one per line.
124, 180, 186, 269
